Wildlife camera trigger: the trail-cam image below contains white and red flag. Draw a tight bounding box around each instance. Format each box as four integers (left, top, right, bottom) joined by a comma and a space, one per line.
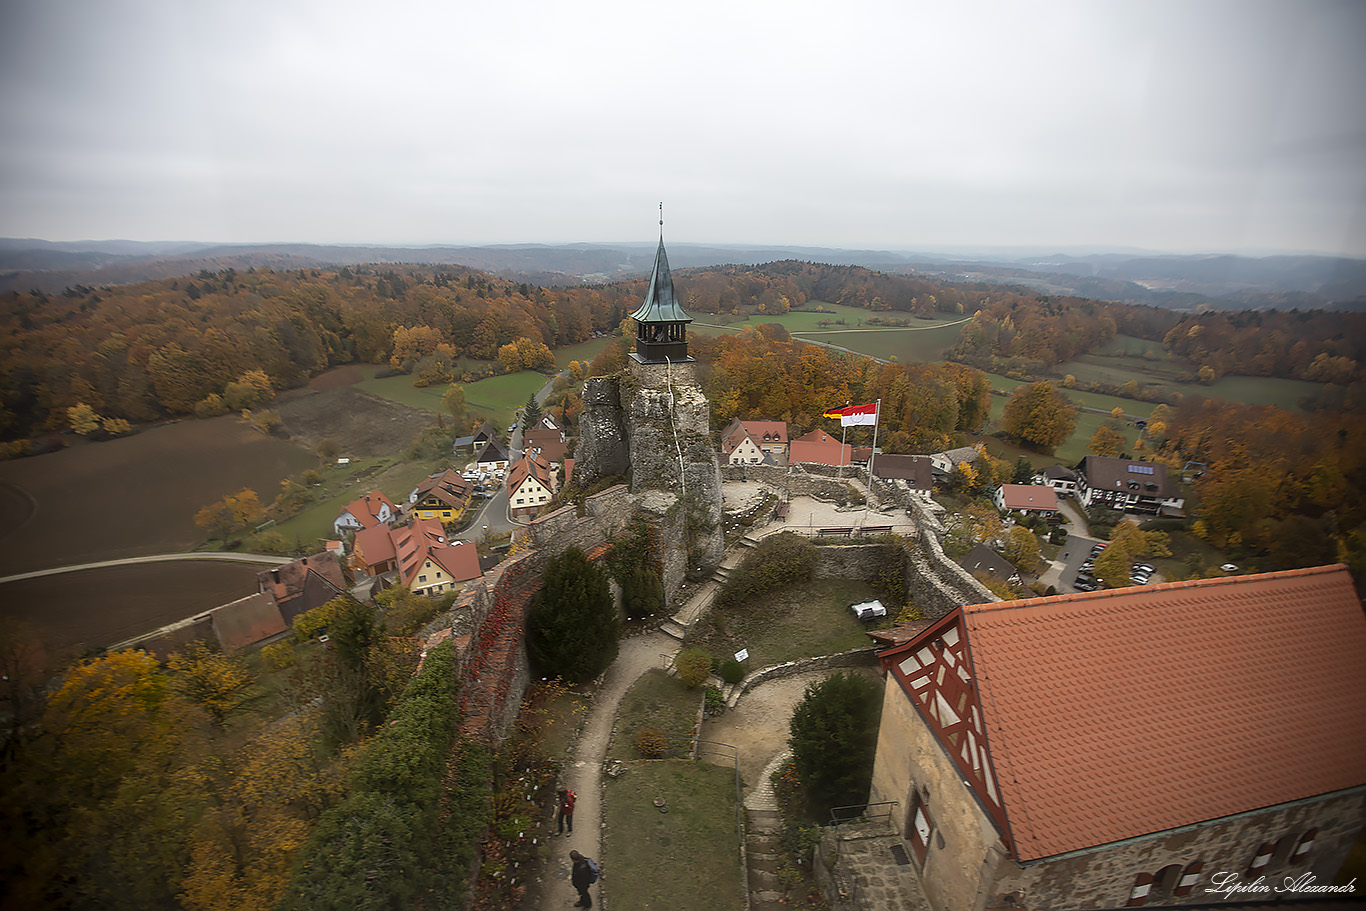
822, 402, 878, 426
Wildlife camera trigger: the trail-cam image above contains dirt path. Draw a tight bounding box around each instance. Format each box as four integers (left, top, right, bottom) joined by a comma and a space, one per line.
535, 630, 676, 911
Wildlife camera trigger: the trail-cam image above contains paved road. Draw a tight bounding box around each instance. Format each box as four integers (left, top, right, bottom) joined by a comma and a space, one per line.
0, 551, 294, 585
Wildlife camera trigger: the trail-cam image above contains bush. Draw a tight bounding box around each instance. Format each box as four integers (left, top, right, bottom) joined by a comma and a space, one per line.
719, 658, 746, 685
635, 727, 667, 759
526, 548, 619, 684
703, 685, 725, 716
620, 564, 664, 619
674, 647, 712, 688
1049, 526, 1068, 545
715, 532, 817, 609
789, 672, 883, 817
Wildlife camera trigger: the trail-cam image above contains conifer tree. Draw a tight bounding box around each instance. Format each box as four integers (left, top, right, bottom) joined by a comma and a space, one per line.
526, 548, 618, 683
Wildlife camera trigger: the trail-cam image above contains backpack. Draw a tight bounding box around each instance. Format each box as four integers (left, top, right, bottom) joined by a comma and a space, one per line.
583, 857, 600, 883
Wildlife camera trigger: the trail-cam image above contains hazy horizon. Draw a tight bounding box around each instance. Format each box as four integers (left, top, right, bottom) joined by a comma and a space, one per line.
2, 0, 1363, 258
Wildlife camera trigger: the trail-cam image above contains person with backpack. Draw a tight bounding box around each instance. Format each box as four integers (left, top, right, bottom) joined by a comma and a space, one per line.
569, 849, 599, 908
556, 787, 576, 835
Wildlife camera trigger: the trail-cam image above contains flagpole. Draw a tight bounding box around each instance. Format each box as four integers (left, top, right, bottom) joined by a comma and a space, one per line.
863, 399, 881, 525
838, 421, 848, 479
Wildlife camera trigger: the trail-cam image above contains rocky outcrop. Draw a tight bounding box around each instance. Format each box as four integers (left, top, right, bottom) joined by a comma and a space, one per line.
573, 360, 725, 570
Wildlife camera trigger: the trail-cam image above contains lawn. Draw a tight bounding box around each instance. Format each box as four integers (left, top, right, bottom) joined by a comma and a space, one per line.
611, 668, 702, 758
268, 454, 448, 550
687, 578, 882, 670
554, 336, 611, 369
603, 759, 744, 911
355, 365, 552, 430
691, 302, 970, 365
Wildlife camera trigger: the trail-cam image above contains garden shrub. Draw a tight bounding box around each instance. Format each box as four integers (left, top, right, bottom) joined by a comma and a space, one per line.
788, 672, 883, 817
703, 685, 725, 716
715, 532, 817, 609
674, 647, 712, 688
719, 658, 746, 685
635, 727, 667, 759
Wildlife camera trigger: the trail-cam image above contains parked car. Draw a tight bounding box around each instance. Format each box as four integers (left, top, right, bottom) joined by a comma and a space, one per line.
849, 600, 887, 621
1074, 579, 1099, 592
1090, 543, 1108, 556
1221, 563, 1239, 573
1132, 562, 1156, 574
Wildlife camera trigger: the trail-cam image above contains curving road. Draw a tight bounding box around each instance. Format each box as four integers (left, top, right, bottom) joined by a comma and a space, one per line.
0, 551, 294, 585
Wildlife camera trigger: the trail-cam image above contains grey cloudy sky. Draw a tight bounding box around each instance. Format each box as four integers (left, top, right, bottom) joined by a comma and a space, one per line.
1, 0, 1363, 256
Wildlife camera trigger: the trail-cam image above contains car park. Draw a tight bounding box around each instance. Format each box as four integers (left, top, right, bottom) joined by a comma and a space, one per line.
1090, 543, 1107, 556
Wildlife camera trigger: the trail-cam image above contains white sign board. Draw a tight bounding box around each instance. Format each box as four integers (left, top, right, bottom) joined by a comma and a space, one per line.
734, 648, 749, 663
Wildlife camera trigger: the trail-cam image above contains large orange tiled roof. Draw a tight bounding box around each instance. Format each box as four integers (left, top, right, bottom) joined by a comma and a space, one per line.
959, 564, 1366, 861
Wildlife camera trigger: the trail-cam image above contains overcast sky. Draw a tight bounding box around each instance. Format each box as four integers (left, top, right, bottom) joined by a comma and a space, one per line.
1, 0, 1363, 256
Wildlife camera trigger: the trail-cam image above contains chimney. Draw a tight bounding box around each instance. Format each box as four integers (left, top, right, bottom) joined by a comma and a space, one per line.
271, 569, 281, 584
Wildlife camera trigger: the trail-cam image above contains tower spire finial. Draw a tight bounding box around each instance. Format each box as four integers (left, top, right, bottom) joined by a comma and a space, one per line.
659, 202, 663, 233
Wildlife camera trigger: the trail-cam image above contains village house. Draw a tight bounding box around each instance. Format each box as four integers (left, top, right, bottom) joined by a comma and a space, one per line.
1033, 464, 1078, 498
929, 445, 981, 480
524, 426, 569, 465
408, 468, 473, 525
257, 551, 347, 624
452, 420, 499, 455
507, 452, 554, 516
333, 490, 396, 537
719, 418, 789, 465
393, 517, 481, 596
872, 454, 934, 500
992, 482, 1059, 518
865, 564, 1366, 911
788, 427, 852, 468
1075, 455, 1185, 515
476, 437, 511, 473
958, 542, 1022, 587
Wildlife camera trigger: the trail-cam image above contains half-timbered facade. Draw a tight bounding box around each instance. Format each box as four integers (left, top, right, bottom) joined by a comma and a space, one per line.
868, 564, 1366, 910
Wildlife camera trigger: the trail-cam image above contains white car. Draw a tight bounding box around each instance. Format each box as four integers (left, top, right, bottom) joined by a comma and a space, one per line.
1221, 563, 1239, 573
849, 600, 887, 621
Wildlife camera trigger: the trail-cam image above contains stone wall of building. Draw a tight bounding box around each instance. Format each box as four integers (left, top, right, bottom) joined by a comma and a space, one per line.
814, 543, 899, 582
868, 672, 1366, 911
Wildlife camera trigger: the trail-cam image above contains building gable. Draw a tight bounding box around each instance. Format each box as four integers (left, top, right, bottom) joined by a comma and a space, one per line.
881, 614, 1009, 841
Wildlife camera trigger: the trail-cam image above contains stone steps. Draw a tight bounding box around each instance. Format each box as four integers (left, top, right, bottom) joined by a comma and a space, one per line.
658, 618, 687, 641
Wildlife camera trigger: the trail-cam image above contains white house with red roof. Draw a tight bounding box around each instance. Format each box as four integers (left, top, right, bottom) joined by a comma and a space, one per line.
992, 482, 1059, 517
507, 452, 554, 516
865, 564, 1366, 911
719, 418, 789, 465
333, 490, 396, 536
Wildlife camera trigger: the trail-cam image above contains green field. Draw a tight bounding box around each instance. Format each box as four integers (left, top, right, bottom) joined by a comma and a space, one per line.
358, 367, 548, 430
554, 336, 611, 369
691, 301, 971, 364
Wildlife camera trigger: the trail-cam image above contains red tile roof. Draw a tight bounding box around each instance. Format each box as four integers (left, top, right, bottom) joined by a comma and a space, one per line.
789, 428, 852, 467
996, 483, 1058, 511
337, 490, 395, 529
507, 452, 551, 497
938, 564, 1366, 861
211, 592, 286, 651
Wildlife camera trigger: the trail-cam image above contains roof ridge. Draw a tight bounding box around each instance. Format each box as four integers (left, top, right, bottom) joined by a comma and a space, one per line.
964, 563, 1353, 615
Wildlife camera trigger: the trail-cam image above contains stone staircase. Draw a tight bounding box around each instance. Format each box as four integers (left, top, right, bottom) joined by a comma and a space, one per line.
744, 750, 791, 911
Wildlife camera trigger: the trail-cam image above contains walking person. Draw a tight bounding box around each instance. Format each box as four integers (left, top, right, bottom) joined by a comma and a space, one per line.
556, 787, 576, 835
569, 850, 598, 908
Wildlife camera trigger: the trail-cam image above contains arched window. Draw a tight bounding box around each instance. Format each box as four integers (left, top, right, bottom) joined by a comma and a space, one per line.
1270, 831, 1299, 868
1247, 841, 1275, 876
1150, 864, 1183, 900
1174, 861, 1204, 898
1126, 872, 1154, 907
1291, 829, 1318, 864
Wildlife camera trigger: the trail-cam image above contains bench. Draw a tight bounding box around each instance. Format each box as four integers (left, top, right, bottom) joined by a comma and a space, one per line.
862, 525, 894, 534
818, 527, 853, 537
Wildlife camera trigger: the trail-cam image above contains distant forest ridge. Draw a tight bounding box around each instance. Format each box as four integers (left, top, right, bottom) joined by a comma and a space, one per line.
1, 238, 1364, 311
3, 258, 1365, 446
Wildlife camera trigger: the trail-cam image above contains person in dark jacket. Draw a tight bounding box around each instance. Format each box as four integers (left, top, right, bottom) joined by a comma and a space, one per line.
569, 849, 597, 908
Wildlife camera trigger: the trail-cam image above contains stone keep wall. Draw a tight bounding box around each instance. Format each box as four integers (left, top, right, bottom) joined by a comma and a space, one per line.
574, 365, 724, 567
720, 462, 864, 502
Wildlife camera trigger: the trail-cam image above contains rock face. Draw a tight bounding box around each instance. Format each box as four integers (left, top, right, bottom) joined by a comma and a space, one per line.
573, 359, 724, 568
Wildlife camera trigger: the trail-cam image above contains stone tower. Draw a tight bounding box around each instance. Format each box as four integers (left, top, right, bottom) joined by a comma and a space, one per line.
573, 224, 725, 572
